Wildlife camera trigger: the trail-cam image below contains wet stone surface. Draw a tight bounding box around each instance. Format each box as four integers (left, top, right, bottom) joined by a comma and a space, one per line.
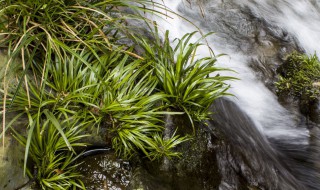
127, 115, 222, 190
78, 150, 131, 190
0, 136, 29, 190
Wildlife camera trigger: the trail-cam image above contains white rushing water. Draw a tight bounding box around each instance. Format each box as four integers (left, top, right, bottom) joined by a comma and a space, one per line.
237, 0, 320, 54
152, 0, 314, 143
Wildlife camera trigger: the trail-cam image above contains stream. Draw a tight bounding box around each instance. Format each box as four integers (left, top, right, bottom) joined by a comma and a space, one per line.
153, 0, 320, 189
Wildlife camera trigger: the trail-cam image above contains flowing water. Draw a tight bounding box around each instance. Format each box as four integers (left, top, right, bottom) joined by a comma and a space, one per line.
153, 0, 320, 189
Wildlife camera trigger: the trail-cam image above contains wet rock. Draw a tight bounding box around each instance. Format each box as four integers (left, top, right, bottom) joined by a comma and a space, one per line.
78, 149, 131, 190
307, 99, 320, 126
210, 98, 307, 190
83, 127, 110, 147
128, 116, 221, 190
126, 98, 306, 190
128, 167, 172, 190
275, 52, 320, 126
74, 99, 307, 190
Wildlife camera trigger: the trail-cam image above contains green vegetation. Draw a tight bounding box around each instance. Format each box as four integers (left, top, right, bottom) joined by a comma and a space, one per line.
276, 52, 320, 99
138, 30, 233, 130
13, 111, 88, 189
0, 0, 232, 189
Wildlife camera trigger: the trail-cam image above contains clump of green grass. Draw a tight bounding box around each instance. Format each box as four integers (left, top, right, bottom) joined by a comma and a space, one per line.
2, 47, 105, 189
148, 130, 190, 161
12, 111, 88, 189
276, 52, 320, 99
138, 30, 234, 131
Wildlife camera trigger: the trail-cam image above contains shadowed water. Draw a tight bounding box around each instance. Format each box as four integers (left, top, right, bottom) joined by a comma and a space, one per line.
210, 98, 307, 190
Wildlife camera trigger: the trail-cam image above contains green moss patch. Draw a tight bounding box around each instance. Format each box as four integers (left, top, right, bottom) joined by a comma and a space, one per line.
276, 52, 320, 100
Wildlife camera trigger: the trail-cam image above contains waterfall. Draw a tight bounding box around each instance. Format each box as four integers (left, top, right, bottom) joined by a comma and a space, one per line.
152, 0, 310, 141
237, 0, 320, 54
152, 0, 320, 189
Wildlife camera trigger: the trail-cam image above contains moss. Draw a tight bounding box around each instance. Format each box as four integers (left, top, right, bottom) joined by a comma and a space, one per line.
276, 52, 320, 100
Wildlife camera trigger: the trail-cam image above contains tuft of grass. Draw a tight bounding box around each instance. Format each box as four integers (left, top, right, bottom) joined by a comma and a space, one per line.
148, 131, 191, 161
12, 111, 88, 189
138, 30, 235, 131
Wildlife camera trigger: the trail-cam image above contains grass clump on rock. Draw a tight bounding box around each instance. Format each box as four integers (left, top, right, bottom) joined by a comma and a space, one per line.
0, 0, 233, 189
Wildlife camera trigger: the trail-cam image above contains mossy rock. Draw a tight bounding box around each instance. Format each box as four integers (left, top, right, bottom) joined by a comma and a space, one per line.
276, 52, 320, 100
276, 52, 320, 124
